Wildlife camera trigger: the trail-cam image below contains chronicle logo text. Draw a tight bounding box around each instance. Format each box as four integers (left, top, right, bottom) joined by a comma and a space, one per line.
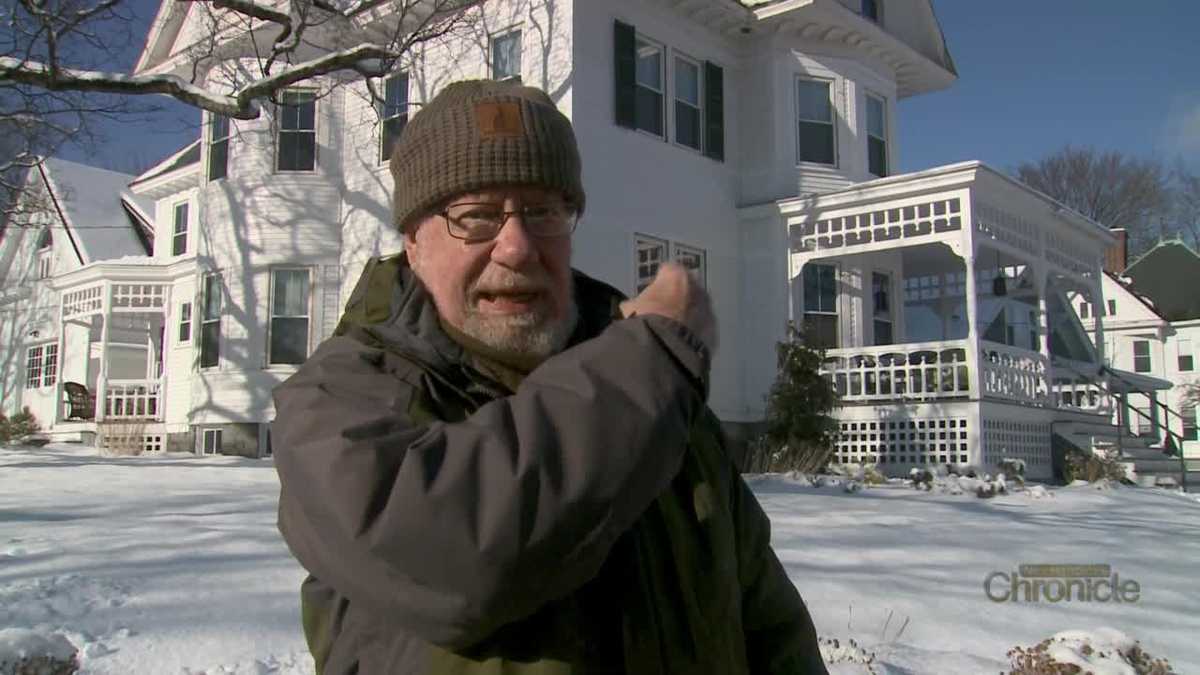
984, 564, 1140, 603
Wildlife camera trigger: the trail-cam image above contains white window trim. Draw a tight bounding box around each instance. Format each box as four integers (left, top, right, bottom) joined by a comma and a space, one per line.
177, 301, 193, 347
171, 200, 189, 257
201, 428, 223, 455
634, 234, 670, 293
671, 51, 703, 154
672, 242, 707, 288
378, 72, 409, 165
26, 345, 43, 388
37, 249, 52, 280
275, 89, 319, 173
266, 266, 314, 367
207, 113, 231, 181
634, 33, 667, 141
795, 75, 838, 168
864, 90, 889, 177
802, 262, 841, 347
489, 27, 524, 82
199, 272, 222, 370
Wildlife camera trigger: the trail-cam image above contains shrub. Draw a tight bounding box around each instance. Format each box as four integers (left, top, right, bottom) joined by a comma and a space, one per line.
744, 322, 839, 473
1008, 631, 1174, 674
0, 408, 41, 445
1064, 448, 1128, 483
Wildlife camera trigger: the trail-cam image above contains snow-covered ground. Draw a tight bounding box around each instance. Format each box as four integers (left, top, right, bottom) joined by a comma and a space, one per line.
2, 444, 1196, 674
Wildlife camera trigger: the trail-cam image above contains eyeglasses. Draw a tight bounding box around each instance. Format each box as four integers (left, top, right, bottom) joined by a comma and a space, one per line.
439, 201, 579, 242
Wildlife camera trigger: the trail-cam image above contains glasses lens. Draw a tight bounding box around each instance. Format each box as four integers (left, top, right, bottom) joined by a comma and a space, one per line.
446, 203, 503, 240
525, 204, 576, 236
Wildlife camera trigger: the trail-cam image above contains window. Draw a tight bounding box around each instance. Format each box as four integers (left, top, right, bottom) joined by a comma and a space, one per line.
42, 344, 57, 387
803, 263, 838, 349
861, 0, 880, 22
178, 302, 192, 344
37, 228, 52, 279
1133, 340, 1151, 373
209, 114, 230, 181
674, 55, 701, 151
379, 73, 409, 164
1178, 338, 1194, 371
796, 79, 835, 165
1107, 299, 1117, 316
277, 91, 316, 172
200, 273, 222, 368
613, 21, 724, 161
872, 272, 893, 345
1183, 404, 1198, 441
635, 235, 668, 293
269, 268, 311, 365
172, 202, 189, 256
202, 428, 223, 455
490, 30, 522, 81
634, 38, 665, 137
1079, 302, 1090, 319
866, 93, 887, 177
673, 243, 706, 288
25, 346, 43, 388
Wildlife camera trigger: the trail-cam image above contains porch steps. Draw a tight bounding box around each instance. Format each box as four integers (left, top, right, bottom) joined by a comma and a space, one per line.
1054, 418, 1195, 491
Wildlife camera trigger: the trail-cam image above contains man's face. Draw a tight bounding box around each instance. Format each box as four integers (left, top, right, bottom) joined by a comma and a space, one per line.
404, 186, 578, 359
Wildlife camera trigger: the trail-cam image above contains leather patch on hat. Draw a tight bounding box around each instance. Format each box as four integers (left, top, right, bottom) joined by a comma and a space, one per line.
475, 101, 523, 138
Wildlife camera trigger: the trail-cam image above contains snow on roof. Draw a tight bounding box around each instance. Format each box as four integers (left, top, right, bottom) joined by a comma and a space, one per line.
40, 158, 150, 265
130, 140, 201, 186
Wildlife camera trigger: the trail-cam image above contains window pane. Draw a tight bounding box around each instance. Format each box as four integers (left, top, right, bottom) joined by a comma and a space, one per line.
867, 95, 885, 138
270, 317, 309, 365
174, 203, 188, 235
384, 74, 408, 112
281, 92, 315, 130
804, 314, 837, 349
674, 57, 699, 105
675, 100, 701, 150
491, 32, 521, 80
381, 117, 406, 164
200, 322, 220, 368
874, 319, 893, 346
635, 89, 663, 136
179, 303, 192, 343
209, 139, 228, 181
798, 122, 835, 164
279, 132, 316, 171
173, 232, 187, 257
204, 276, 222, 320
635, 41, 661, 90
211, 115, 230, 141
869, 136, 888, 177
796, 80, 831, 122
1133, 341, 1150, 356
273, 270, 310, 317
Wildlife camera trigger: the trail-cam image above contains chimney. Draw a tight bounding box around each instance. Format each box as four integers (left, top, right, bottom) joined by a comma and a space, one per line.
1104, 228, 1128, 274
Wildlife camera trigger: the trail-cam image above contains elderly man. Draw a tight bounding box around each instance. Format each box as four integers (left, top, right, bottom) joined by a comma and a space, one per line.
272, 79, 827, 674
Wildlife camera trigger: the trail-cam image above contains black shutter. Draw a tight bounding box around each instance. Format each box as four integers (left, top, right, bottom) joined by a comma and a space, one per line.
704, 61, 724, 161
614, 20, 636, 129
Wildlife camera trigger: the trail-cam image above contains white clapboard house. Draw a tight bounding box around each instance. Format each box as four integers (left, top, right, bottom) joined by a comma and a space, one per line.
1070, 239, 1200, 485
0, 0, 1162, 481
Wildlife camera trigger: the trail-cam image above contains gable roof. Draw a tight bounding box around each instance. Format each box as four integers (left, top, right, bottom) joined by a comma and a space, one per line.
1103, 270, 1167, 323
1123, 240, 1200, 321
38, 158, 151, 265
130, 140, 201, 187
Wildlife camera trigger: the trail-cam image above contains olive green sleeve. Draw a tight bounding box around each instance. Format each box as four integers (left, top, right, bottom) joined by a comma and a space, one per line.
733, 469, 829, 674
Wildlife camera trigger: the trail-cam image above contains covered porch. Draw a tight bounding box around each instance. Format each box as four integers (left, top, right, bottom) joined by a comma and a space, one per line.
779, 162, 1118, 476
53, 277, 171, 431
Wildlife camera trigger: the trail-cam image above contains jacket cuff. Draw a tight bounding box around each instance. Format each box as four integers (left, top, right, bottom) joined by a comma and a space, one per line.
637, 315, 712, 399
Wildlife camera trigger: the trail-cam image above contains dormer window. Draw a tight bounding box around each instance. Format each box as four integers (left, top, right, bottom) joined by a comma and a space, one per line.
37, 229, 52, 279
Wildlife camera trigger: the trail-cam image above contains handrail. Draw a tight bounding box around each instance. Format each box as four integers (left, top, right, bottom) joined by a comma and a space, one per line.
1055, 359, 1190, 491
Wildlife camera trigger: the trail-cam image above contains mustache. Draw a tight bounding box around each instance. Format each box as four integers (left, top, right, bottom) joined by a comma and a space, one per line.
468, 270, 551, 297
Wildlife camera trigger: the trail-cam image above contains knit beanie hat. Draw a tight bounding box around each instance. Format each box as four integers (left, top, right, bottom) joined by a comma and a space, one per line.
390, 79, 585, 231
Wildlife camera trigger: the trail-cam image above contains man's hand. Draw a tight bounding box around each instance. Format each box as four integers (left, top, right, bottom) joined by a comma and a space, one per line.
620, 262, 718, 354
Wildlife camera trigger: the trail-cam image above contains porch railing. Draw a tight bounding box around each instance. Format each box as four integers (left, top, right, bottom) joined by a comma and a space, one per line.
820, 340, 971, 403
980, 341, 1050, 407
1050, 357, 1113, 415
102, 380, 162, 420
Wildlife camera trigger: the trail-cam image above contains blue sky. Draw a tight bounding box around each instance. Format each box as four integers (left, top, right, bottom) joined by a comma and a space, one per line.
59, 1, 1200, 176
900, 1, 1200, 173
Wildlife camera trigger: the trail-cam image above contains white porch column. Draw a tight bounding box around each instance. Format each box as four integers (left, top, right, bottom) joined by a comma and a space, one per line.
53, 303, 67, 424
963, 243, 982, 399
95, 281, 111, 422
1091, 278, 1106, 366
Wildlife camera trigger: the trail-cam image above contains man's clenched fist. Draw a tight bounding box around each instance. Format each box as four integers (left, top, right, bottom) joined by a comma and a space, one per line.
619, 262, 717, 355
